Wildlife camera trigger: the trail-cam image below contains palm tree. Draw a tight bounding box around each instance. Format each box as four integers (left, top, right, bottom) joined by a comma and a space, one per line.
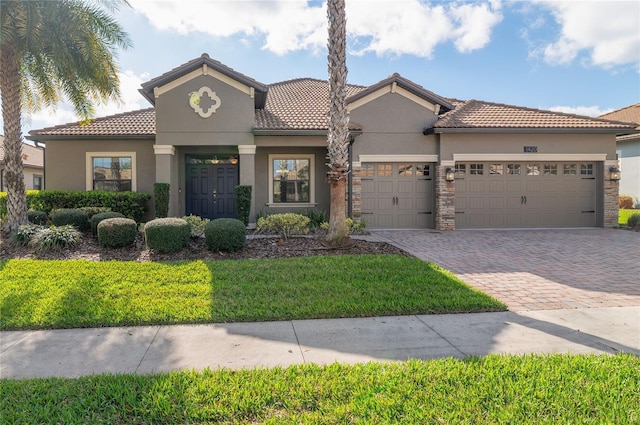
0, 0, 131, 233
326, 0, 351, 246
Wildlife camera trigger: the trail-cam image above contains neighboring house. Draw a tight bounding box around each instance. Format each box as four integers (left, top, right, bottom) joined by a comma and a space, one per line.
0, 135, 44, 191
599, 103, 640, 207
28, 54, 637, 230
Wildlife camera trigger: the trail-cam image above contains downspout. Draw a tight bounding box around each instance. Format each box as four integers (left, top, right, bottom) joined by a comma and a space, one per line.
347, 135, 354, 218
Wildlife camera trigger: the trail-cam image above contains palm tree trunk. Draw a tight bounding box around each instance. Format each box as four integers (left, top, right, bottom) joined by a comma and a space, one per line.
326, 0, 350, 245
0, 46, 28, 233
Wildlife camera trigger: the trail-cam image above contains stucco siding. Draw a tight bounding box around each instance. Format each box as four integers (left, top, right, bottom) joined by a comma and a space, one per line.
618, 140, 640, 205
44, 139, 155, 195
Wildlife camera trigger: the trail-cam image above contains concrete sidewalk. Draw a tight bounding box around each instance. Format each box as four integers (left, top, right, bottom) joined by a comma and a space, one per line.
2, 306, 638, 379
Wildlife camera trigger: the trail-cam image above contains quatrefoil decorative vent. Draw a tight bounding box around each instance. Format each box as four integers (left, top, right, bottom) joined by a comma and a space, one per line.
188, 86, 221, 118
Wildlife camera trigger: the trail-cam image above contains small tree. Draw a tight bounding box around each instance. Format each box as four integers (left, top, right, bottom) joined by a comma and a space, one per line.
153, 183, 170, 218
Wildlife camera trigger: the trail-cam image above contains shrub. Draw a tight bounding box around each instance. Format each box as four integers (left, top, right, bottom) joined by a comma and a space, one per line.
0, 190, 150, 222
256, 213, 310, 240
78, 206, 112, 218
619, 195, 634, 209
153, 183, 170, 218
30, 225, 81, 252
182, 214, 210, 238
319, 217, 367, 233
91, 212, 126, 236
144, 217, 191, 253
205, 218, 246, 252
627, 213, 640, 230
27, 210, 48, 225
98, 218, 137, 248
303, 209, 326, 228
51, 208, 89, 230
234, 185, 252, 226
13, 224, 43, 246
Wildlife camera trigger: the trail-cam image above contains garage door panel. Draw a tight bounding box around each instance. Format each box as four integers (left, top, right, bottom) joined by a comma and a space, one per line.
456, 162, 597, 229
360, 162, 434, 229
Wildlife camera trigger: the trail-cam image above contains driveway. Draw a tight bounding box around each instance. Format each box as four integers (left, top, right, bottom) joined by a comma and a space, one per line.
371, 229, 640, 311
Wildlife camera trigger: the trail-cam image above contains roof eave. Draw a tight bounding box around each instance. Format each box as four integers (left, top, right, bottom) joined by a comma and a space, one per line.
253, 129, 363, 137
26, 134, 156, 142
433, 127, 637, 134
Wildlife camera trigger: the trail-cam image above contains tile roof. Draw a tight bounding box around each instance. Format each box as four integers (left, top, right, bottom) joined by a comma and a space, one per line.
255, 78, 367, 131
599, 103, 640, 142
29, 108, 156, 137
434, 100, 637, 131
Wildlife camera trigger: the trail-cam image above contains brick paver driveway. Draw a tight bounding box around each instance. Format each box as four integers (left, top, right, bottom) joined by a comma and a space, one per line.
372, 229, 640, 311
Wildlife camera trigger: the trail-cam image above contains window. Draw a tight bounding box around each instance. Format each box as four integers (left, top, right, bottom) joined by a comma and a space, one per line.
416, 164, 430, 176
269, 155, 314, 204
398, 164, 413, 176
489, 164, 503, 175
469, 163, 483, 175
33, 175, 43, 190
361, 164, 374, 177
454, 163, 466, 176
527, 164, 540, 176
580, 164, 594, 176
507, 164, 520, 175
543, 164, 557, 175
86, 152, 136, 191
377, 164, 392, 177
563, 164, 577, 175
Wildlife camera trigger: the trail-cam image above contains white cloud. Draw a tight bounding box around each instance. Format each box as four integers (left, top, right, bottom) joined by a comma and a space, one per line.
129, 0, 503, 57
535, 0, 640, 69
547, 105, 613, 118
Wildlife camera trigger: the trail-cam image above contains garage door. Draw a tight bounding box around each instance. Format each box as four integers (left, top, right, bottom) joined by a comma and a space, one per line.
455, 162, 597, 228
361, 163, 435, 228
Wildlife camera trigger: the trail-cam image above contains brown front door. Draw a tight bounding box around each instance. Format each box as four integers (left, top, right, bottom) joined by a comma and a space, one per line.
186, 163, 238, 219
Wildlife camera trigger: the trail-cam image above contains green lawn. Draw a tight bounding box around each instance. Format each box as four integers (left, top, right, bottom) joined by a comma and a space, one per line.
619, 208, 639, 226
0, 255, 505, 330
2, 354, 637, 424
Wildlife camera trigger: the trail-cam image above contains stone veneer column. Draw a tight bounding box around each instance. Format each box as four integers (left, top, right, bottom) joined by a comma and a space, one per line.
603, 159, 620, 228
238, 145, 256, 227
435, 162, 455, 231
351, 163, 362, 223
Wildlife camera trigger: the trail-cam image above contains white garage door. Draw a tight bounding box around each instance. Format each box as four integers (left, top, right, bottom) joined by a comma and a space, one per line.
360, 163, 435, 228
455, 162, 597, 228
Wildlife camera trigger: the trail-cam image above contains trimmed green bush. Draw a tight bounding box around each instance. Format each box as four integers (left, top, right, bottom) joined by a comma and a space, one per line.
98, 218, 137, 248
627, 213, 640, 229
303, 209, 326, 228
51, 208, 89, 230
205, 218, 246, 252
30, 225, 81, 252
234, 185, 252, 226
153, 183, 170, 218
27, 210, 48, 225
91, 211, 126, 236
0, 190, 150, 222
144, 217, 191, 253
78, 206, 112, 218
256, 213, 310, 240
182, 214, 209, 238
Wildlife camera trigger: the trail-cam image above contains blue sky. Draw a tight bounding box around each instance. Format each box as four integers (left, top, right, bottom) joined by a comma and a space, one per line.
19, 0, 640, 135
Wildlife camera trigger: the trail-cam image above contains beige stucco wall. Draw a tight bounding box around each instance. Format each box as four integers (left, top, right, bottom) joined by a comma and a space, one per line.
440, 133, 618, 161
350, 92, 438, 159
44, 138, 155, 194
155, 74, 254, 147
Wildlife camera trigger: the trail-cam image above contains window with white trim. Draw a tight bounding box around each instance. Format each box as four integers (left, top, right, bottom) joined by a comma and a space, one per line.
33, 175, 43, 190
269, 154, 314, 204
86, 152, 136, 191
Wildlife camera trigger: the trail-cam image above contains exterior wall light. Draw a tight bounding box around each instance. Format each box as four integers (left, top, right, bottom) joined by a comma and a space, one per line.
609, 166, 621, 181
445, 167, 455, 182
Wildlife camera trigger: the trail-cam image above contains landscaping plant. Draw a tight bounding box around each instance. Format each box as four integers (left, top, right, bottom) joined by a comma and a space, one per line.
27, 210, 48, 225
97, 217, 137, 248
29, 225, 81, 252
234, 185, 252, 226
90, 211, 125, 236
256, 213, 310, 240
51, 208, 89, 230
182, 214, 209, 238
144, 217, 191, 253
205, 218, 246, 252
153, 183, 170, 218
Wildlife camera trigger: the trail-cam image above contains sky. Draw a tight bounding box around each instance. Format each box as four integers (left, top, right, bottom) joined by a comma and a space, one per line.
13, 0, 640, 137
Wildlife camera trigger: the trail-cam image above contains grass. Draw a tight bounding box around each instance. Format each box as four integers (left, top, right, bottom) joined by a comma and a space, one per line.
619, 208, 639, 226
1, 354, 638, 424
0, 255, 505, 330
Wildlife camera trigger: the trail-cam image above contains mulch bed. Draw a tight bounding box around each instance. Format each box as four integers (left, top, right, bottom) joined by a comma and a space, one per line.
0, 232, 410, 262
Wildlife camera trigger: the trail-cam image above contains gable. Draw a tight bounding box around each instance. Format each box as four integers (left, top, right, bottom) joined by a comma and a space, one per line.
348, 82, 442, 115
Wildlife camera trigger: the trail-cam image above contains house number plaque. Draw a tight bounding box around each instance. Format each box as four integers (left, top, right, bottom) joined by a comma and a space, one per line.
523, 146, 538, 153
